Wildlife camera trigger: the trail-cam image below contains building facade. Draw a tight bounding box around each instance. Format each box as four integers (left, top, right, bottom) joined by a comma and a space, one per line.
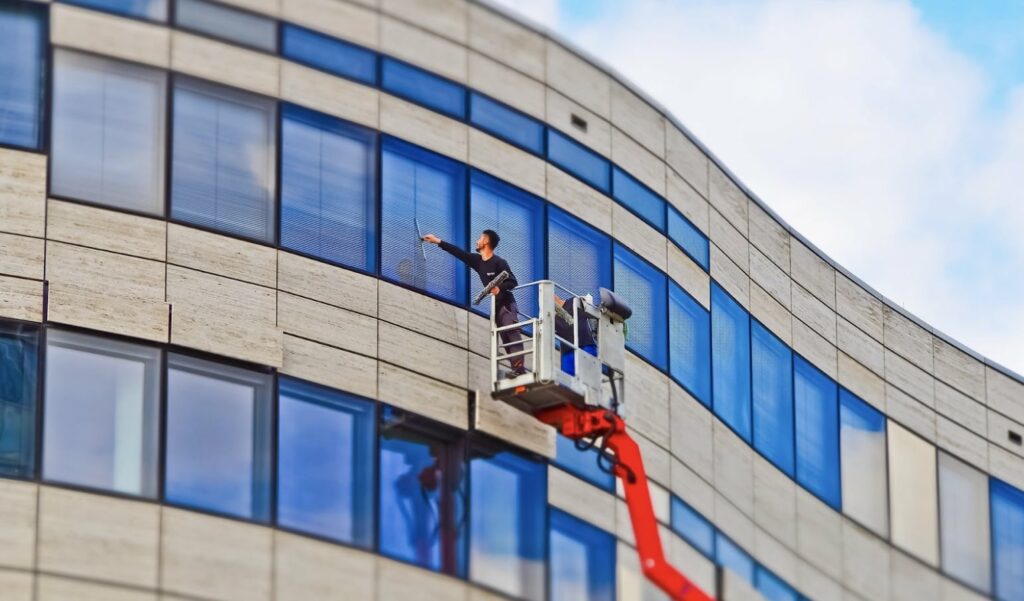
0, 0, 1022, 600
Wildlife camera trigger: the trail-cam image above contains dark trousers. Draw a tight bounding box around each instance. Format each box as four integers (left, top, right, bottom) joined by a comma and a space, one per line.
496, 301, 524, 370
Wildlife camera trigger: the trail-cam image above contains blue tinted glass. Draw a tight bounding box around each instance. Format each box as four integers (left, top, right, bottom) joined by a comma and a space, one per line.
378, 416, 466, 576
668, 206, 710, 271
992, 478, 1024, 601
670, 496, 714, 557
715, 533, 755, 583
380, 137, 467, 303
281, 104, 377, 271
756, 567, 799, 601
171, 80, 277, 242
64, 0, 167, 19
51, 51, 167, 215
43, 331, 161, 497
554, 435, 615, 492
277, 378, 375, 547
0, 2, 45, 149
381, 58, 466, 119
711, 284, 752, 442
175, 0, 276, 51
751, 320, 794, 476
548, 206, 612, 301
165, 355, 272, 521
612, 167, 665, 230
470, 171, 545, 317
547, 130, 610, 193
614, 244, 667, 369
469, 93, 544, 155
794, 355, 841, 509
550, 509, 616, 601
282, 24, 378, 85
668, 282, 711, 406
0, 321, 37, 478
469, 447, 546, 599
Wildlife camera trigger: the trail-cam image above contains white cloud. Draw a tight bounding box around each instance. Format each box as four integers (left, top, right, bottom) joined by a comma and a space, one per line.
542, 0, 1024, 373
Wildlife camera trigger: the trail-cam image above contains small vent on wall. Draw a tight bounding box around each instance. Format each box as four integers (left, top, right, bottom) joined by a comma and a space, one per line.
570, 114, 588, 132
1010, 430, 1023, 446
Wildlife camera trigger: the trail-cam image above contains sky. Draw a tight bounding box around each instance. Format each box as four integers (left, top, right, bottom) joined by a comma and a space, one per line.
491, 0, 1024, 376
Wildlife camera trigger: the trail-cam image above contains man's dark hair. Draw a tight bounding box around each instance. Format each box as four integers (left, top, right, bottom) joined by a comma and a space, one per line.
483, 229, 500, 249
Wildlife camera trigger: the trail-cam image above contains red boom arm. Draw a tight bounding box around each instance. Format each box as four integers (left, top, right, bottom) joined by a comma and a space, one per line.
535, 404, 714, 601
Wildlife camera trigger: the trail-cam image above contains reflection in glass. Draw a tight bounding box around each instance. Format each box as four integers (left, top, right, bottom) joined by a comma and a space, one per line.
715, 533, 754, 583
43, 331, 161, 496
887, 421, 938, 565
549, 509, 615, 601
794, 355, 840, 509
0, 321, 38, 478
553, 434, 614, 492
469, 444, 546, 600
839, 389, 888, 536
64, 0, 167, 20
172, 79, 277, 242
165, 354, 272, 520
378, 408, 466, 576
711, 283, 752, 442
614, 243, 668, 369
277, 377, 375, 546
751, 320, 794, 476
380, 137, 467, 303
174, 0, 277, 51
0, 2, 45, 149
938, 452, 990, 593
670, 496, 714, 557
281, 104, 377, 272
548, 206, 612, 304
51, 50, 167, 215
991, 478, 1024, 601
669, 282, 711, 406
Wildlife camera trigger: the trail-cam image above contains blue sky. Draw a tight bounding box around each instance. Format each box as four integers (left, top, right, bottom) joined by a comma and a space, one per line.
493, 0, 1024, 375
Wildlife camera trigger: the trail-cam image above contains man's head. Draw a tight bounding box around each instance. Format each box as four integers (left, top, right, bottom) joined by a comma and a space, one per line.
476, 229, 500, 252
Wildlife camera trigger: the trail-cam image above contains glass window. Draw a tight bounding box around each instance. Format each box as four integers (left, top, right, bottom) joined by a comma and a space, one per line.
277, 377, 375, 547
548, 206, 612, 302
378, 407, 466, 576
549, 508, 615, 601
0, 321, 38, 478
668, 282, 711, 406
469, 442, 546, 600
174, 0, 277, 51
281, 24, 377, 85
991, 478, 1024, 601
794, 355, 840, 509
381, 58, 466, 119
171, 79, 277, 242
613, 243, 667, 369
51, 51, 167, 215
64, 0, 167, 20
711, 283, 751, 442
839, 388, 888, 536
380, 137, 467, 303
43, 331, 160, 497
715, 533, 754, 583
938, 452, 991, 592
470, 171, 545, 317
670, 496, 714, 557
165, 354, 272, 521
668, 206, 709, 271
553, 435, 615, 492
546, 130, 611, 193
0, 1, 45, 150
887, 421, 938, 565
756, 568, 799, 601
751, 320, 794, 476
280, 104, 377, 272
612, 167, 665, 230
469, 93, 545, 155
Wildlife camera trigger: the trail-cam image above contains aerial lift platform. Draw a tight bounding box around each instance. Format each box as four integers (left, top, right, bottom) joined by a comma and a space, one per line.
485, 278, 713, 601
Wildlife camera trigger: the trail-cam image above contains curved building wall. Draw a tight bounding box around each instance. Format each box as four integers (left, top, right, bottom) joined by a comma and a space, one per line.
0, 1, 1022, 601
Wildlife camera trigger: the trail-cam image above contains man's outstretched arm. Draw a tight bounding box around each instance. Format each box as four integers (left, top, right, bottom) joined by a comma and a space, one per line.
422, 234, 479, 267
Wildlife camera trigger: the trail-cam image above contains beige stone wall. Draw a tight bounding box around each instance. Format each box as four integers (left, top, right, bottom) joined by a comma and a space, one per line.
0, 1, 1019, 600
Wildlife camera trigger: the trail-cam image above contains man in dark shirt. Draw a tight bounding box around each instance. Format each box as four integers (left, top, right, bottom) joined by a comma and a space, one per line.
421, 229, 525, 373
